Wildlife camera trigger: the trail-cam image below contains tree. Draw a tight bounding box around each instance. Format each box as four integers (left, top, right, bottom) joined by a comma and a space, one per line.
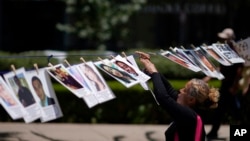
56, 0, 147, 50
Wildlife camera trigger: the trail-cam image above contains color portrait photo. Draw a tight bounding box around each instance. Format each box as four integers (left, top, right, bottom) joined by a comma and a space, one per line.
3, 67, 42, 123
26, 68, 63, 122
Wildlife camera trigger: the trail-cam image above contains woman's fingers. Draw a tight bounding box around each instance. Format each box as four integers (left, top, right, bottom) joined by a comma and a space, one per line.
135, 51, 150, 60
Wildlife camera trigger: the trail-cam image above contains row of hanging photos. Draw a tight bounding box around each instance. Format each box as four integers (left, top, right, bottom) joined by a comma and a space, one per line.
0, 52, 153, 123
160, 43, 245, 80
0, 42, 245, 123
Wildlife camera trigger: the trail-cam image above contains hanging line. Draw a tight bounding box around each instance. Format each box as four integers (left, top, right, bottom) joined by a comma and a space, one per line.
0, 53, 120, 59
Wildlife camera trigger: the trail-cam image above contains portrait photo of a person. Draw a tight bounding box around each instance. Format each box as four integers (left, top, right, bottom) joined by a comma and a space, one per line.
185, 50, 208, 71
67, 66, 91, 91
114, 60, 138, 77
164, 52, 189, 68
175, 50, 191, 63
0, 82, 17, 106
50, 66, 83, 90
207, 48, 223, 61
31, 76, 55, 107
99, 63, 136, 84
13, 75, 35, 107
79, 64, 106, 91
194, 50, 216, 72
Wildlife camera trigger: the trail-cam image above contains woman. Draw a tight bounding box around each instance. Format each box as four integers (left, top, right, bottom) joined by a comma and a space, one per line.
135, 51, 220, 141
82, 64, 106, 91
114, 60, 139, 76
0, 83, 17, 106
99, 63, 136, 84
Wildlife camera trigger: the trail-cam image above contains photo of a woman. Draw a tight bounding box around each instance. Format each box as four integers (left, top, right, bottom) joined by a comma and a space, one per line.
99, 63, 136, 84
0, 82, 17, 106
114, 60, 138, 77
79, 64, 106, 91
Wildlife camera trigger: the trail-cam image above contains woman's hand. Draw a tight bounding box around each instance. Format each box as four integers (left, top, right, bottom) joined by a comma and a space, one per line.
135, 51, 151, 60
135, 51, 158, 74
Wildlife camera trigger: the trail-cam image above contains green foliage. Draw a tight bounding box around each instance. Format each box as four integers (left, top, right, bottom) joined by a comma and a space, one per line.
57, 0, 147, 49
49, 79, 220, 124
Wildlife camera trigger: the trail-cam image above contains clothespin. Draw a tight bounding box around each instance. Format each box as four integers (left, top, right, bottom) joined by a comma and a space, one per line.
180, 46, 185, 49
48, 63, 54, 67
97, 57, 107, 64
33, 63, 39, 75
190, 44, 196, 49
121, 51, 127, 58
160, 49, 165, 52
97, 57, 103, 61
10, 64, 16, 75
147, 52, 157, 55
202, 43, 207, 47
109, 55, 116, 60
64, 59, 71, 67
169, 46, 174, 51
80, 57, 86, 64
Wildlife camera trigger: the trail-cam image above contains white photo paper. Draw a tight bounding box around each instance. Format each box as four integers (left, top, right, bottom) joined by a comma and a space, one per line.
201, 45, 232, 66
160, 50, 201, 72
0, 76, 24, 120
126, 55, 150, 90
94, 59, 140, 88
3, 67, 42, 123
182, 49, 214, 77
66, 64, 99, 108
112, 55, 151, 83
192, 48, 224, 80
46, 64, 86, 98
235, 37, 250, 66
125, 55, 159, 104
77, 62, 115, 103
212, 43, 245, 64
26, 68, 63, 122
172, 47, 202, 72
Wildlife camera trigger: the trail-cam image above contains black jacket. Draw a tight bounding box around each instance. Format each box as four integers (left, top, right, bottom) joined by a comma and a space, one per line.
150, 73, 206, 141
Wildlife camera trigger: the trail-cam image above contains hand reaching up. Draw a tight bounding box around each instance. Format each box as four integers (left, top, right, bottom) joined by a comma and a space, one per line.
135, 51, 158, 74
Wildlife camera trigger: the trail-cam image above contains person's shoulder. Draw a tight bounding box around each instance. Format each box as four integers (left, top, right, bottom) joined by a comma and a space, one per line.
47, 97, 55, 104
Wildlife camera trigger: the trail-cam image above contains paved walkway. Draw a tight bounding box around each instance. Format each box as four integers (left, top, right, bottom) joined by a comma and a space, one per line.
0, 123, 229, 141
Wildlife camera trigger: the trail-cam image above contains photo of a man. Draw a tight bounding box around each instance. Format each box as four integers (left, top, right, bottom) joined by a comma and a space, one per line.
13, 75, 35, 107
31, 76, 55, 107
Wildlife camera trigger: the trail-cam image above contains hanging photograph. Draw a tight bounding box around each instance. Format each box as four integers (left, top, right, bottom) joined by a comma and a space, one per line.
94, 59, 140, 88
235, 37, 250, 66
201, 45, 232, 66
112, 55, 151, 83
160, 50, 201, 72
212, 43, 245, 64
192, 47, 224, 80
182, 49, 214, 77
0, 76, 24, 120
46, 64, 86, 98
77, 61, 115, 103
3, 67, 42, 123
125, 54, 150, 90
26, 68, 63, 122
66, 64, 99, 108
171, 47, 202, 71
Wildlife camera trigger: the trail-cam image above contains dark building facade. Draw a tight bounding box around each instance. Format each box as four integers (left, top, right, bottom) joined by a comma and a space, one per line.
1, 0, 250, 52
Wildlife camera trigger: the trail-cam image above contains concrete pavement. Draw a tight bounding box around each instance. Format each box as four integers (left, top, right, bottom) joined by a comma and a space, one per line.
0, 123, 229, 141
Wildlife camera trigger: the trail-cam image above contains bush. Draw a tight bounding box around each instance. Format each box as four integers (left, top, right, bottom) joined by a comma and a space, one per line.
44, 79, 220, 124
